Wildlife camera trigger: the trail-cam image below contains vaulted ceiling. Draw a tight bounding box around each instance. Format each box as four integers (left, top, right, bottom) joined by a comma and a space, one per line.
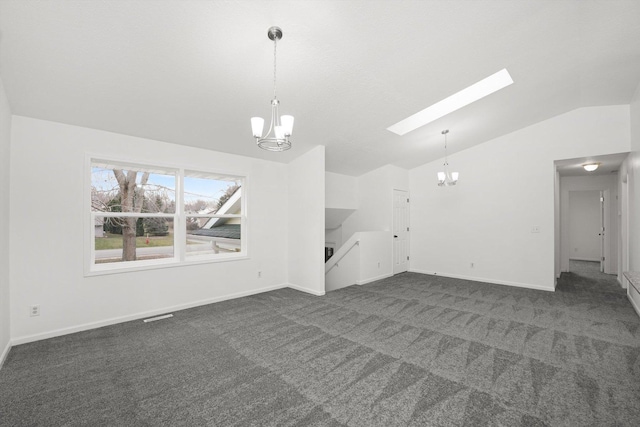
1, 0, 639, 176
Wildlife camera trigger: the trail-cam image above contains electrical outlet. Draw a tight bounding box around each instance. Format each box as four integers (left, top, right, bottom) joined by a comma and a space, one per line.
30, 305, 40, 317
258, 271, 262, 278
531, 226, 540, 233
470, 262, 474, 268
377, 261, 380, 268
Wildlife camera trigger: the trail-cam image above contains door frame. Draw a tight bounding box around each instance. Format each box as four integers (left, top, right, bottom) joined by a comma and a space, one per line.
559, 186, 614, 274
600, 190, 606, 272
620, 174, 629, 288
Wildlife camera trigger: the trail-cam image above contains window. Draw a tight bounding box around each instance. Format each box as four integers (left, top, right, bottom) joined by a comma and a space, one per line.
89, 158, 245, 274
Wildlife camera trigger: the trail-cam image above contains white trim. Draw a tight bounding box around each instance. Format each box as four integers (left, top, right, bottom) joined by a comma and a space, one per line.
0, 341, 11, 370
357, 273, 394, 285
628, 287, 640, 319
617, 276, 628, 289
11, 284, 287, 345
95, 212, 176, 218
85, 254, 250, 277
286, 283, 326, 296
568, 257, 602, 262
408, 269, 555, 292
143, 314, 174, 323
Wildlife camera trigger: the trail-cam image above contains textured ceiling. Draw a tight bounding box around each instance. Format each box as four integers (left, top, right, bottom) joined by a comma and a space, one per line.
1, 0, 639, 176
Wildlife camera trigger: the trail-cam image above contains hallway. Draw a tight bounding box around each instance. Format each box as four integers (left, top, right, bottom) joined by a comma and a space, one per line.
560, 260, 627, 298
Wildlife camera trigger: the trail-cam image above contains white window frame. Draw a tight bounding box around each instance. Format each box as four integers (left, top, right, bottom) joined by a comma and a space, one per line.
86, 156, 247, 276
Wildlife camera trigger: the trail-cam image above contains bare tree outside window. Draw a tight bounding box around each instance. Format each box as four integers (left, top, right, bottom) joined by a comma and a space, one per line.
91, 163, 176, 263
113, 169, 149, 261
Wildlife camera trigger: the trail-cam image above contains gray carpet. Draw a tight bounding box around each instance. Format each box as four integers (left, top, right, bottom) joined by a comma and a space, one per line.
1, 261, 639, 426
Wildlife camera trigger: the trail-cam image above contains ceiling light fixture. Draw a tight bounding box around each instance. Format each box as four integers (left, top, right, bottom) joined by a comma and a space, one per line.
387, 69, 514, 136
251, 26, 294, 152
437, 130, 458, 187
583, 163, 599, 172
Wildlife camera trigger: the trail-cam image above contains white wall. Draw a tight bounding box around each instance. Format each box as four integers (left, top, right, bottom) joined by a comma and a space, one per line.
630, 82, 640, 272
560, 175, 618, 273
409, 106, 631, 291
326, 172, 357, 209
288, 145, 325, 295
10, 116, 290, 343
325, 171, 358, 248
342, 164, 409, 241
554, 170, 561, 279
619, 158, 629, 284
0, 76, 11, 365
568, 190, 601, 262
359, 231, 393, 284
325, 231, 393, 292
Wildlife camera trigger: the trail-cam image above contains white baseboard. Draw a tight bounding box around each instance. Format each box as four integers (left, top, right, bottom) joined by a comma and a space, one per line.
569, 257, 601, 262
0, 340, 11, 370
357, 273, 393, 286
11, 283, 288, 345
628, 287, 640, 319
618, 276, 628, 289
628, 292, 640, 318
408, 269, 555, 292
286, 283, 325, 296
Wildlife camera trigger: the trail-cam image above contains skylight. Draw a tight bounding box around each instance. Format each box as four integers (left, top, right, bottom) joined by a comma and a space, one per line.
387, 69, 514, 136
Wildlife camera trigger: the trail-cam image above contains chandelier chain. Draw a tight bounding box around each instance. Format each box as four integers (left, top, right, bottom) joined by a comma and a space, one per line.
444, 131, 448, 166
273, 34, 277, 100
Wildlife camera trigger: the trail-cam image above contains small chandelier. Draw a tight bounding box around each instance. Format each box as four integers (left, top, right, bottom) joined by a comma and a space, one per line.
251, 26, 294, 152
437, 130, 459, 186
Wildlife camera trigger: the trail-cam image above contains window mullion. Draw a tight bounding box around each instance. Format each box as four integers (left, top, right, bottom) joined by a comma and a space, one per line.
90, 211, 96, 266
95, 212, 175, 218
186, 214, 242, 218
175, 169, 185, 262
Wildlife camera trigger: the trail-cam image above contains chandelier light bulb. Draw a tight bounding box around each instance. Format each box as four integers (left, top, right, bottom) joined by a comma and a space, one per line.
281, 115, 294, 136
251, 117, 265, 138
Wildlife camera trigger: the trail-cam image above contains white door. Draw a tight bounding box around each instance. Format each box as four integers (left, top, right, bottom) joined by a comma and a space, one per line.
393, 190, 409, 274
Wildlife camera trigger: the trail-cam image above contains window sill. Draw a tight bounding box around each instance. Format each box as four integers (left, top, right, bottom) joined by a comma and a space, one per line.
85, 254, 249, 277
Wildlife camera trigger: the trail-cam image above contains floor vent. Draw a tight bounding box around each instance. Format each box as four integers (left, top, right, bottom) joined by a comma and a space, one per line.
143, 314, 173, 323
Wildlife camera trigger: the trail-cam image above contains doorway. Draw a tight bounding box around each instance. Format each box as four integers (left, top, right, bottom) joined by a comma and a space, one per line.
393, 189, 409, 274
567, 190, 603, 267
555, 152, 627, 278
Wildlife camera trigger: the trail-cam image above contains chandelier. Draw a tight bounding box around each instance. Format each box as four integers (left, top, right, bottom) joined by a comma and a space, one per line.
251, 26, 294, 152
437, 130, 459, 186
